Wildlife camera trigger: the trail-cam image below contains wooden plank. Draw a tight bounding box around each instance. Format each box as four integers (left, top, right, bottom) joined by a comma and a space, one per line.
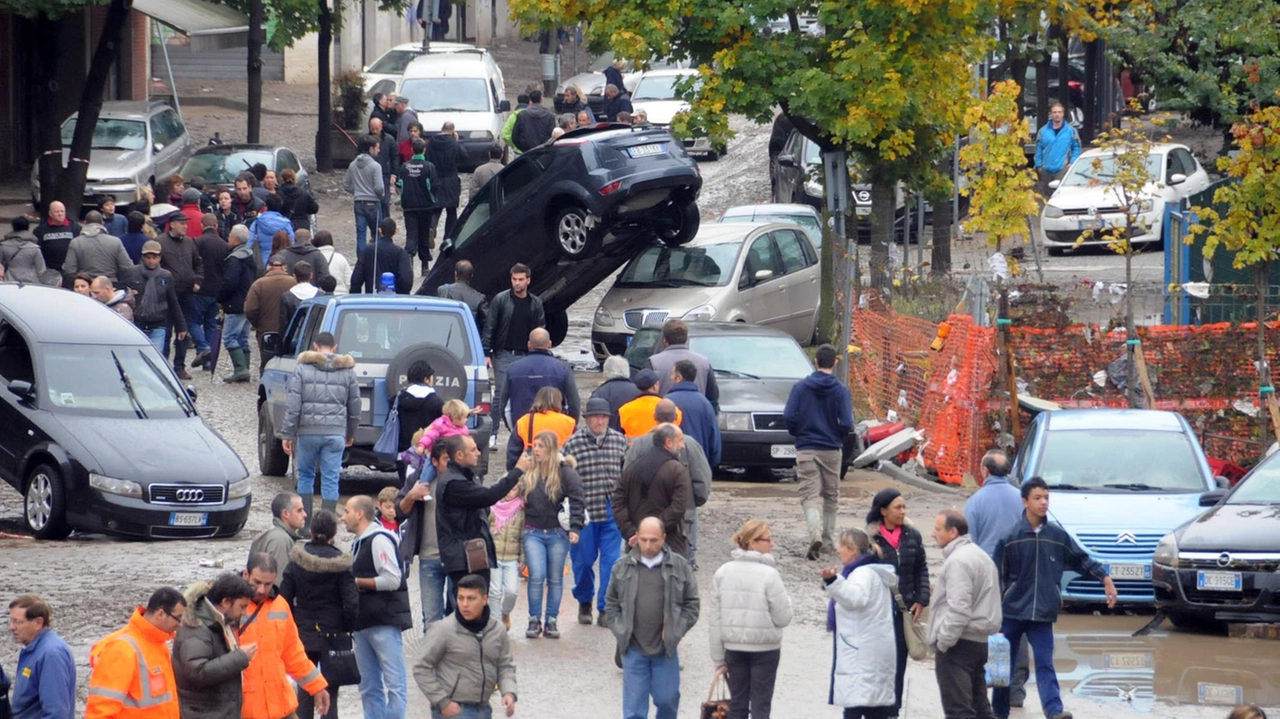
1133, 343, 1156, 408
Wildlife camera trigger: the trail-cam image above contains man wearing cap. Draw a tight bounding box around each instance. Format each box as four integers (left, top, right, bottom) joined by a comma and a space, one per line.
179, 187, 205, 228
156, 212, 203, 380
189, 213, 230, 371
618, 370, 682, 439
128, 241, 188, 353
562, 397, 628, 626
394, 96, 419, 147
245, 258, 298, 374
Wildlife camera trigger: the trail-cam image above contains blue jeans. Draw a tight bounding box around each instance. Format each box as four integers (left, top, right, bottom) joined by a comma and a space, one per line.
418, 557, 447, 628
571, 508, 623, 611
992, 619, 1061, 718
489, 559, 521, 617
623, 647, 680, 719
295, 434, 344, 501
523, 527, 570, 621
489, 350, 523, 438
187, 294, 220, 353
354, 201, 382, 255
353, 624, 407, 719
431, 704, 491, 719
142, 327, 166, 353
223, 313, 251, 351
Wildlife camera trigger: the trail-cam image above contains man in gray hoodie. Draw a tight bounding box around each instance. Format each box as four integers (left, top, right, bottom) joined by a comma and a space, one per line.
343, 134, 385, 254
63, 211, 133, 285
0, 217, 51, 284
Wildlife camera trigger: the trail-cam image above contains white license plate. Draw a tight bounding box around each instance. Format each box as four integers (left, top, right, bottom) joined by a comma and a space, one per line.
170, 512, 208, 527
1077, 218, 1105, 230
1196, 571, 1242, 591
1198, 682, 1243, 705
1106, 562, 1152, 580
770, 445, 797, 458
855, 206, 872, 216
627, 143, 666, 158
1104, 652, 1152, 669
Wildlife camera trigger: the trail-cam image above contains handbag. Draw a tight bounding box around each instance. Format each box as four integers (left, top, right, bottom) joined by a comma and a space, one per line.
318, 632, 361, 687
558, 497, 590, 531
891, 586, 928, 661
699, 673, 731, 719
372, 395, 401, 458
464, 537, 490, 572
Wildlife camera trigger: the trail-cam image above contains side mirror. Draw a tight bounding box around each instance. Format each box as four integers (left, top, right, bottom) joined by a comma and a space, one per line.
499, 99, 512, 112
185, 385, 198, 402
6, 379, 34, 401
1169, 173, 1187, 185
1214, 475, 1231, 489
1198, 489, 1227, 507
261, 332, 281, 356
153, 142, 165, 153
777, 153, 795, 168
1048, 179, 1061, 190
754, 269, 775, 282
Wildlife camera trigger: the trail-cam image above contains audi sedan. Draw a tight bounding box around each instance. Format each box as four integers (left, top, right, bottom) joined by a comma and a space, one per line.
0, 285, 250, 540
1153, 449, 1280, 628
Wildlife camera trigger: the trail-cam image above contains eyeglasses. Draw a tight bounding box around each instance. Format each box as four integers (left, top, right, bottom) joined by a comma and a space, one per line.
7, 616, 29, 626
162, 609, 185, 623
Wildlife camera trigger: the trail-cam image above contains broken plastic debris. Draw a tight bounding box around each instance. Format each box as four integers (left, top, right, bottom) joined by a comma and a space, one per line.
1234, 398, 1261, 417
897, 389, 909, 408
1093, 369, 1109, 388
946, 368, 959, 386
199, 559, 224, 568
886, 410, 899, 423
988, 253, 1010, 282
1183, 282, 1210, 299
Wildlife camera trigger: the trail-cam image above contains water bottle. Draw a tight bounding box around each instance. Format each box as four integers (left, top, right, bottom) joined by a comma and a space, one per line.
379, 271, 396, 293
987, 634, 1011, 687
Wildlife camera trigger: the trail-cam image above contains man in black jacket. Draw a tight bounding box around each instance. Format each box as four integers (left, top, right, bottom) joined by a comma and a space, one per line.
130, 240, 188, 356
511, 89, 555, 153
398, 137, 439, 273
269, 230, 331, 283
189, 214, 230, 371
218, 225, 258, 383
483, 263, 546, 450
370, 117, 398, 219
173, 573, 257, 719
157, 213, 204, 380
602, 84, 633, 123
426, 123, 467, 241
352, 218, 413, 294
431, 259, 488, 328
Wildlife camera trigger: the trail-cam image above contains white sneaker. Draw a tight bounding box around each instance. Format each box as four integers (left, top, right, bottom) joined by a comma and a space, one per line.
489, 434, 498, 452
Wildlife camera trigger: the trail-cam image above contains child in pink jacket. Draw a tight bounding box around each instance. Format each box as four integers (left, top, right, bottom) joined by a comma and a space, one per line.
415, 399, 472, 455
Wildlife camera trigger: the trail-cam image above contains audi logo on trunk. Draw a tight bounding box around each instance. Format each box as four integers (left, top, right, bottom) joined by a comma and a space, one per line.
175, 489, 206, 503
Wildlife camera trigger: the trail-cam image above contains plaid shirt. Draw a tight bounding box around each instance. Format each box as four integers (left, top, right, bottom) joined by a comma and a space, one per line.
562, 425, 628, 520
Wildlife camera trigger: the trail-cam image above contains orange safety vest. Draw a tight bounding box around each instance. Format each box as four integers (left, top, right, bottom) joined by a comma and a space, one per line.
618, 395, 682, 439
514, 410, 577, 448
240, 593, 327, 719
85, 609, 180, 719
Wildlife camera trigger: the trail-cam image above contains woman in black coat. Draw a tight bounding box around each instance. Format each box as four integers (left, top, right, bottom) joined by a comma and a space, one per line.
280, 510, 358, 719
278, 169, 320, 234
866, 488, 930, 718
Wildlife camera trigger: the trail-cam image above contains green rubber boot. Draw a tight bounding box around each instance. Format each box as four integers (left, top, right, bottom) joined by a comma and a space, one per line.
224, 348, 251, 383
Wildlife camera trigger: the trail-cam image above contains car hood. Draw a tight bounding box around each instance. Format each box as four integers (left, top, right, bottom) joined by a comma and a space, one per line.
1048, 491, 1206, 534
1175, 502, 1280, 552
53, 413, 247, 484
69, 148, 145, 181
717, 378, 797, 414
632, 100, 689, 126
601, 283, 726, 318
559, 71, 605, 96
414, 111, 498, 134
1047, 182, 1162, 210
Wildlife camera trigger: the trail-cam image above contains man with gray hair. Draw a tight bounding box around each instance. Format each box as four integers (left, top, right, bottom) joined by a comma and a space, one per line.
62, 209, 132, 284
218, 223, 258, 383
559, 113, 577, 132
614, 422, 693, 557
602, 84, 633, 123
590, 355, 641, 433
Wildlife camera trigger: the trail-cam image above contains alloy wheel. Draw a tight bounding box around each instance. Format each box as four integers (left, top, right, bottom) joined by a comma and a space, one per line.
25, 472, 52, 531
557, 213, 588, 256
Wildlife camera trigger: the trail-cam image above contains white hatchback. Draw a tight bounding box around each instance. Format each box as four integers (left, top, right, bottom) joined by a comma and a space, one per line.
1040, 142, 1211, 253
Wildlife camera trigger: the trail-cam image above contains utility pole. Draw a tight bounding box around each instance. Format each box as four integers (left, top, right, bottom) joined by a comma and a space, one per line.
247, 0, 263, 143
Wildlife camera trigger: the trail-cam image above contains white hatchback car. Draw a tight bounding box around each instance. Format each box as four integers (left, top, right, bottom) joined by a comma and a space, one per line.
629, 68, 722, 158
1040, 143, 1211, 253
395, 51, 510, 171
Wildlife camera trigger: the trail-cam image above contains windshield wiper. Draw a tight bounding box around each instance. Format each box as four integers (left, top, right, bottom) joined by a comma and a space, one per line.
1045, 483, 1083, 491
714, 368, 760, 379
111, 350, 148, 419
1103, 482, 1164, 491
137, 351, 195, 417
429, 107, 471, 113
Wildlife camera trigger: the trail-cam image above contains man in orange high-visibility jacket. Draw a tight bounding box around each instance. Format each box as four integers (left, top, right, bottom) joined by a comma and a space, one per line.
85, 588, 187, 719
240, 552, 330, 719
618, 370, 681, 440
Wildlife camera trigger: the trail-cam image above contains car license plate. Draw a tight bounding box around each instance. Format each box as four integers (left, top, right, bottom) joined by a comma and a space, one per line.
1105, 563, 1152, 580
627, 143, 666, 158
1198, 682, 1243, 705
770, 445, 797, 458
170, 512, 208, 527
1077, 218, 1105, 230
1103, 652, 1152, 669
855, 206, 872, 216
1196, 570, 1242, 591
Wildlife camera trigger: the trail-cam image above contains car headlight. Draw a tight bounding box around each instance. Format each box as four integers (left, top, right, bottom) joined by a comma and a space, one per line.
804, 179, 823, 197
683, 304, 717, 321
1153, 532, 1179, 568
1043, 205, 1065, 219
1134, 199, 1154, 214
90, 473, 143, 498
718, 412, 752, 431
99, 177, 136, 186
227, 477, 252, 500
594, 306, 615, 327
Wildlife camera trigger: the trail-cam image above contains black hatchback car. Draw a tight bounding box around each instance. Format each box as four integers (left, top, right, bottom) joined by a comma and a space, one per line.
0, 285, 250, 540
419, 123, 702, 345
1153, 451, 1280, 627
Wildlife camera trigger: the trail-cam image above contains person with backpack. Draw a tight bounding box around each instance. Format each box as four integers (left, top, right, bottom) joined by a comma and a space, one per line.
397, 136, 439, 274
128, 241, 188, 354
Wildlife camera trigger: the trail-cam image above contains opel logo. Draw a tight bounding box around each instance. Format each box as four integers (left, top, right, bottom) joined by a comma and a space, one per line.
176, 489, 205, 503
1115, 531, 1137, 544
1217, 552, 1232, 568
1088, 206, 1098, 217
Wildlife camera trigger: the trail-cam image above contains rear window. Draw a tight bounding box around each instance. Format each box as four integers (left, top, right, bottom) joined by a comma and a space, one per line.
334, 310, 471, 363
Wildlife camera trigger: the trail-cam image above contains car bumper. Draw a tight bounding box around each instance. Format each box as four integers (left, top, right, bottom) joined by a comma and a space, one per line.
1152, 562, 1280, 623
1041, 213, 1161, 248
591, 330, 632, 362
719, 430, 857, 470
1062, 570, 1156, 604
67, 490, 251, 539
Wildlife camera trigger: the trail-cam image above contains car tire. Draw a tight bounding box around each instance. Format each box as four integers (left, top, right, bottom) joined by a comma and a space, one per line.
24, 463, 71, 540
385, 342, 469, 402
545, 309, 569, 347
258, 403, 290, 477
656, 200, 700, 246
1047, 245, 1065, 257
551, 205, 599, 259
1167, 610, 1214, 632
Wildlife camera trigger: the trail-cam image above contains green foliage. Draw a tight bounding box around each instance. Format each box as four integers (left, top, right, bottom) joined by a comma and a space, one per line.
960, 79, 1039, 248
0, 0, 101, 20
1191, 99, 1280, 268
1077, 125, 1168, 258
333, 69, 365, 128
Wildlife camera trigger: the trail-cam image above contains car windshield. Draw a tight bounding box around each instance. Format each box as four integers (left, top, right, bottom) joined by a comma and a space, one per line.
1060, 152, 1164, 188
1035, 429, 1206, 491
1229, 457, 1280, 504
616, 242, 743, 288
633, 74, 697, 101
399, 78, 490, 112
690, 335, 812, 379
61, 118, 147, 151
368, 50, 421, 74
334, 310, 469, 363
42, 344, 193, 418
181, 151, 273, 186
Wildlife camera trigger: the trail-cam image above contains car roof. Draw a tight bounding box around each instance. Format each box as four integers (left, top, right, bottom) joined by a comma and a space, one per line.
299, 294, 473, 314
188, 144, 280, 155
1044, 409, 1187, 432
721, 203, 820, 217
0, 285, 151, 346
634, 320, 795, 340
1077, 143, 1189, 158
68, 100, 172, 121
386, 41, 487, 55
402, 52, 491, 79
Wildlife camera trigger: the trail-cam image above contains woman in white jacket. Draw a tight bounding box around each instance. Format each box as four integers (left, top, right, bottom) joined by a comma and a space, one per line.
708, 520, 793, 719
821, 527, 899, 719
312, 231, 352, 295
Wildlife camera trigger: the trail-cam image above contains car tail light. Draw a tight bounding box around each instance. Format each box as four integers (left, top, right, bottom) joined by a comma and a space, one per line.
599, 180, 622, 196
476, 402, 492, 415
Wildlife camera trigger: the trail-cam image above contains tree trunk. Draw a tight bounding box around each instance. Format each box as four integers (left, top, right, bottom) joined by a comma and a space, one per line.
247, 0, 264, 143
56, 0, 134, 219
1257, 263, 1272, 454
868, 181, 895, 292
1035, 50, 1050, 132
1010, 55, 1029, 117
1125, 248, 1139, 407
315, 0, 334, 172
817, 207, 837, 343
31, 15, 64, 212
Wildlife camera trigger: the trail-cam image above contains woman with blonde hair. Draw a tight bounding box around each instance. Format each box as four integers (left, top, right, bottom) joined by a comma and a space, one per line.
1228, 706, 1267, 719
519, 430, 585, 639
822, 528, 898, 719
708, 520, 793, 719
508, 385, 577, 469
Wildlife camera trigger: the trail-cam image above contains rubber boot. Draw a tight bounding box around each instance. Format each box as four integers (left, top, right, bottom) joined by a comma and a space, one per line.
805, 508, 823, 560
320, 499, 338, 519
299, 494, 315, 539
172, 335, 192, 380
822, 509, 838, 548
225, 348, 251, 383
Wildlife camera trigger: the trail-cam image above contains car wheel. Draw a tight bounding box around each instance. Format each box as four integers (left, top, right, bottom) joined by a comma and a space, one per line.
258, 403, 290, 477
551, 205, 598, 259
24, 464, 71, 540
545, 309, 569, 347
386, 343, 469, 402
656, 200, 700, 246
1167, 610, 1216, 632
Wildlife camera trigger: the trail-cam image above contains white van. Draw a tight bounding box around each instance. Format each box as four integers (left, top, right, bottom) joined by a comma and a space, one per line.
396, 51, 510, 171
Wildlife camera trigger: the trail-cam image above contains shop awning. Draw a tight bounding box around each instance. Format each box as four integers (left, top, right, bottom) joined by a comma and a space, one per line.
132, 0, 249, 37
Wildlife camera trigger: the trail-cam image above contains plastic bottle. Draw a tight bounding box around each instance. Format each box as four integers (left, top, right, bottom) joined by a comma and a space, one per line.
987, 634, 1011, 687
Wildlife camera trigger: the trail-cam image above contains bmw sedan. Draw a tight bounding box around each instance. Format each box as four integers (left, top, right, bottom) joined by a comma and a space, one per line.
1153, 449, 1280, 627
0, 285, 250, 540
